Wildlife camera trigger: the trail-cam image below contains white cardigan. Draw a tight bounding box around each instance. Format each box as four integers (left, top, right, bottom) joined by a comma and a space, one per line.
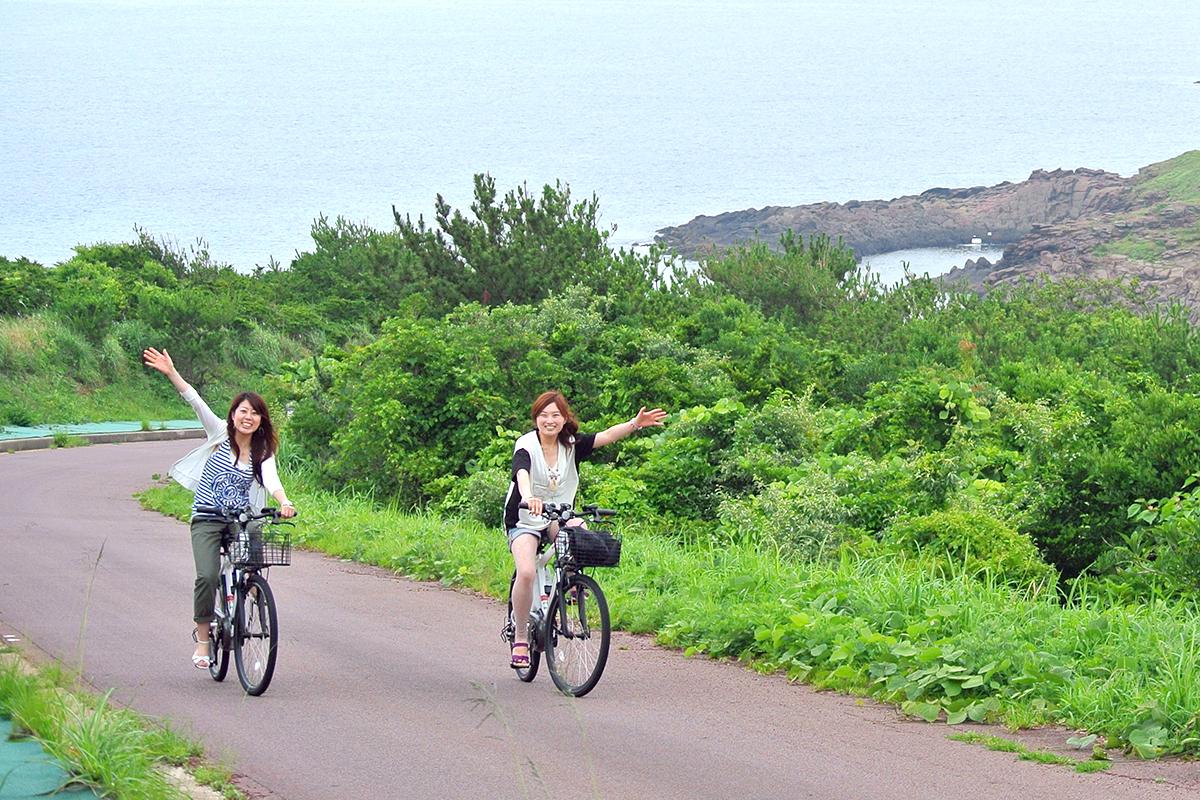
170, 386, 282, 512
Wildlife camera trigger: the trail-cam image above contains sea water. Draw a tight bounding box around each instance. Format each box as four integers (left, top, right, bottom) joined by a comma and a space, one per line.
1, 0, 1197, 276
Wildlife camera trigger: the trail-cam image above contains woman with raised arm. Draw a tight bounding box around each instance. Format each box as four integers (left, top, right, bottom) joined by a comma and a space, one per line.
143, 347, 296, 670
503, 390, 666, 669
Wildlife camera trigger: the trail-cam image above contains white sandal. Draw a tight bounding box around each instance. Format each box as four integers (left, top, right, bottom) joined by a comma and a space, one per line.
191, 629, 211, 669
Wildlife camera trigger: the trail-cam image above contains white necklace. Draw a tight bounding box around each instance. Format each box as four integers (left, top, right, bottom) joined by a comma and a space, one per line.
541, 438, 560, 491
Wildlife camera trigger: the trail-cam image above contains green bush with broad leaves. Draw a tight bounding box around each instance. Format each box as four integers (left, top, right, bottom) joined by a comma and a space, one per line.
884, 508, 1058, 588
11, 170, 1200, 615
0, 255, 55, 315
716, 469, 850, 557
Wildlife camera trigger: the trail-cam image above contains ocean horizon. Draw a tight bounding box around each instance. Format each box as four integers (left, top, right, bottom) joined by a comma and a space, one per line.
2, 0, 1198, 274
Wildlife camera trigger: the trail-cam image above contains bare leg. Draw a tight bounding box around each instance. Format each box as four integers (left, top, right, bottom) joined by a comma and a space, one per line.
510, 533, 539, 647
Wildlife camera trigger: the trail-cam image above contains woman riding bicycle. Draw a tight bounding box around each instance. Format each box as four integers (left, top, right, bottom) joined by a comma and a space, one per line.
143, 347, 297, 670
504, 390, 665, 669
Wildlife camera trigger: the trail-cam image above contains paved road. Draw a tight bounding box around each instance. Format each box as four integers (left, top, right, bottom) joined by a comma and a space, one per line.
0, 442, 1194, 800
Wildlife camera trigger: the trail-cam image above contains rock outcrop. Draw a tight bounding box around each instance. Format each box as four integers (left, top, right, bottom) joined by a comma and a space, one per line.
964, 202, 1200, 314
659, 151, 1200, 317
656, 168, 1132, 258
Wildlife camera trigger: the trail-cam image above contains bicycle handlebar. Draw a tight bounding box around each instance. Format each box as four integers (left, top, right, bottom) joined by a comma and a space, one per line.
193, 505, 289, 523
518, 501, 617, 522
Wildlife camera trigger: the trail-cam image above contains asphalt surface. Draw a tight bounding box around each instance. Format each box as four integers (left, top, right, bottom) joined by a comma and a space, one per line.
0, 441, 1195, 800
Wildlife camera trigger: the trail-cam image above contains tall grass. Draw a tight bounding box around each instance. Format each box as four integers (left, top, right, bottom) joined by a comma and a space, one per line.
0, 312, 185, 425
0, 660, 193, 799
140, 475, 1200, 756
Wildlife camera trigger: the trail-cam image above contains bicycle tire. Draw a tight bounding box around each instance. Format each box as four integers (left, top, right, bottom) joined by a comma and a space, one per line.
208, 588, 230, 682
545, 573, 610, 697
234, 573, 278, 696
507, 572, 540, 682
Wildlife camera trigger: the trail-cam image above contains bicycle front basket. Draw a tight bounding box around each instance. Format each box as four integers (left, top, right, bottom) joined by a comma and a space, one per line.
566, 528, 621, 568
232, 527, 292, 568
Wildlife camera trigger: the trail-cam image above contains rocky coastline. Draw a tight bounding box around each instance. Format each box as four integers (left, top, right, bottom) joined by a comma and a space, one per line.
657, 151, 1200, 316
656, 168, 1132, 259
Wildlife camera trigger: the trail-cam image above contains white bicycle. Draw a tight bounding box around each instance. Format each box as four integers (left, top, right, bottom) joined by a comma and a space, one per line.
501, 503, 621, 697
194, 505, 293, 696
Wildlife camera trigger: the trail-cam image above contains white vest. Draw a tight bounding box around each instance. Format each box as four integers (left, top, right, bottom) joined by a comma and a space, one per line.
512, 430, 580, 530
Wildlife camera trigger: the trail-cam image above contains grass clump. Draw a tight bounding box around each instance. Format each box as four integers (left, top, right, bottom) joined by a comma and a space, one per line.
192, 764, 244, 800
51, 430, 90, 448
1093, 236, 1166, 262
0, 658, 220, 799
948, 731, 1110, 773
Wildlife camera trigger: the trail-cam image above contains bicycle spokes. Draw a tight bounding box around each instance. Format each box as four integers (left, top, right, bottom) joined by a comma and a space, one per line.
545, 575, 610, 697
234, 575, 278, 695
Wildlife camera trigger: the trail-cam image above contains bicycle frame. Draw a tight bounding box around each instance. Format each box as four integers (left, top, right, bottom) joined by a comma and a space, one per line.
535, 535, 562, 610
213, 548, 241, 645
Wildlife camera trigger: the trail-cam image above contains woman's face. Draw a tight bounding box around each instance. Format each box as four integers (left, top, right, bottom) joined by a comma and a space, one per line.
535, 402, 564, 439
232, 400, 263, 436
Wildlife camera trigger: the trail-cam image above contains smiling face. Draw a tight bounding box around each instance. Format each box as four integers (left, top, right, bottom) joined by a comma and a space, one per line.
530, 390, 577, 445
232, 399, 262, 436
535, 402, 564, 440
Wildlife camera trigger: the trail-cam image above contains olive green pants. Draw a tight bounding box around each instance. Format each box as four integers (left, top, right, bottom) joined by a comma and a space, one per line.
189, 519, 228, 625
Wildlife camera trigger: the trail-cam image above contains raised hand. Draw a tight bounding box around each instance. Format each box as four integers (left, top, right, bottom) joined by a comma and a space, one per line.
634, 407, 668, 430
142, 347, 176, 376
143, 347, 190, 393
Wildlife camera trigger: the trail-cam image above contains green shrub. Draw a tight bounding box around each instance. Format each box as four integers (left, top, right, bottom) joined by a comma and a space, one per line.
110, 317, 158, 353
323, 311, 518, 504
701, 233, 855, 325
581, 462, 654, 519
0, 256, 54, 315
636, 400, 743, 519
1111, 474, 1200, 599
717, 469, 849, 557
719, 389, 824, 490
831, 452, 922, 533
52, 257, 126, 342
434, 467, 510, 528
853, 367, 972, 454
885, 509, 1056, 587
0, 398, 34, 426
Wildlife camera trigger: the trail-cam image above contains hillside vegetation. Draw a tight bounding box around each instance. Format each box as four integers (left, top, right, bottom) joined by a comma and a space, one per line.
7, 168, 1200, 755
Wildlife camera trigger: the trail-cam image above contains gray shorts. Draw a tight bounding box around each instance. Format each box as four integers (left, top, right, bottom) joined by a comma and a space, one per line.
507, 526, 548, 548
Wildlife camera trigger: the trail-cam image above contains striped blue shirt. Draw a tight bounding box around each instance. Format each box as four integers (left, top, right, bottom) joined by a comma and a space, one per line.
192, 440, 254, 514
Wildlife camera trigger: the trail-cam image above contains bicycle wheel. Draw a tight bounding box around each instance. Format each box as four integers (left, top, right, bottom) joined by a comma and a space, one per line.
208, 587, 230, 681
506, 572, 540, 682
234, 573, 278, 696
545, 573, 610, 697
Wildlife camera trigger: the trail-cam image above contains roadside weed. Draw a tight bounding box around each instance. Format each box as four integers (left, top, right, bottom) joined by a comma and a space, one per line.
949, 731, 1110, 773
0, 658, 231, 799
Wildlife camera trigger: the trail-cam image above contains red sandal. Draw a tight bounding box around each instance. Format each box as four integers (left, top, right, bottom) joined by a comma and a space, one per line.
510, 642, 530, 669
